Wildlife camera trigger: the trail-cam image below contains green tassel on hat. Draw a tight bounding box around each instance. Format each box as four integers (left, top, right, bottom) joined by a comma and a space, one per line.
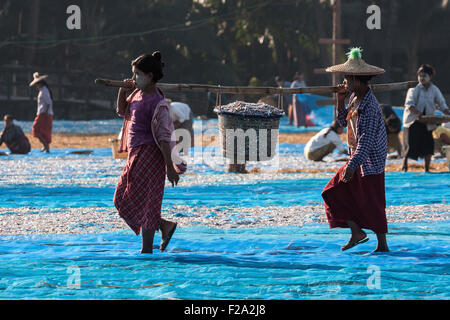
346, 47, 363, 60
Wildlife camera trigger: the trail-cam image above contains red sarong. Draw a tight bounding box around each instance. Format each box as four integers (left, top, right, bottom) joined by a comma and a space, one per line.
321, 164, 388, 234
113, 144, 166, 235
32, 113, 53, 144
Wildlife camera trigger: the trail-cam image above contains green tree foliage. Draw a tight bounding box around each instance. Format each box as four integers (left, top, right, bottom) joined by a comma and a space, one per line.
0, 0, 449, 98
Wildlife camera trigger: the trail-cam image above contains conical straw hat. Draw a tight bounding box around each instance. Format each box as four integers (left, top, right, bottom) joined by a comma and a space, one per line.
326, 48, 385, 75
29, 72, 49, 87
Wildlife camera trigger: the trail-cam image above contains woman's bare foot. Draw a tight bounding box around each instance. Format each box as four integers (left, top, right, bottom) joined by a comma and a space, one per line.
160, 220, 176, 240
341, 231, 368, 251
372, 233, 389, 253
160, 219, 177, 252
141, 228, 155, 254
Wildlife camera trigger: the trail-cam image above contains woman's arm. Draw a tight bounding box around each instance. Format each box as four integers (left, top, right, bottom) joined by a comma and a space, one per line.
116, 79, 135, 116
155, 105, 180, 186
160, 141, 179, 187
404, 87, 422, 117
435, 87, 450, 115
42, 89, 52, 113
336, 84, 349, 127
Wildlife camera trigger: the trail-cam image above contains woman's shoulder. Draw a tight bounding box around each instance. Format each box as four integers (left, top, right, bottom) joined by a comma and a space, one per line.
126, 89, 141, 103
317, 127, 329, 135
430, 83, 443, 95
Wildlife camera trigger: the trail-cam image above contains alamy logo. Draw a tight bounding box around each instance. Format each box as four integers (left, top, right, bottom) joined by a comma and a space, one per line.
366, 5, 381, 30
66, 5, 81, 30
367, 265, 381, 289
66, 265, 81, 289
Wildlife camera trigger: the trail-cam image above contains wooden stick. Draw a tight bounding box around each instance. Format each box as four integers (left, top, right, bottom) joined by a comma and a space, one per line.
418, 115, 450, 125
94, 78, 417, 95
94, 78, 134, 89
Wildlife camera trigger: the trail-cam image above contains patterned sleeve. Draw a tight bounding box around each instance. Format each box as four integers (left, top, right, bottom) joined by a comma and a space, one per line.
347, 103, 378, 170
337, 107, 348, 127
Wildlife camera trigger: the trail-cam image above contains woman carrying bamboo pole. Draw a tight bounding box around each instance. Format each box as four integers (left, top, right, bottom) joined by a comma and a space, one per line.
113, 51, 186, 254
321, 48, 389, 252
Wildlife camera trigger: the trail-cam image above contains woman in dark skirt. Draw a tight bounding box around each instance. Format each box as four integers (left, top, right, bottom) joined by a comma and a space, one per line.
321, 48, 389, 252
402, 64, 450, 172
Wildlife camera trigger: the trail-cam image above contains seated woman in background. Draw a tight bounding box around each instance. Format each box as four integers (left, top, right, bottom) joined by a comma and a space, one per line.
432, 122, 450, 156
381, 104, 403, 159
433, 122, 450, 144
402, 64, 450, 172
166, 99, 194, 151
0, 115, 31, 155
304, 120, 349, 161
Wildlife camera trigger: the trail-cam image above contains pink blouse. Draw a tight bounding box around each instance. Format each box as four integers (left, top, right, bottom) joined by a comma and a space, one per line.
125, 90, 163, 149
117, 88, 187, 174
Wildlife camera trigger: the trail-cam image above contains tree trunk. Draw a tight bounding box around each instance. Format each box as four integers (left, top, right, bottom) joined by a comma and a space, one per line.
25, 0, 40, 67
380, 0, 399, 104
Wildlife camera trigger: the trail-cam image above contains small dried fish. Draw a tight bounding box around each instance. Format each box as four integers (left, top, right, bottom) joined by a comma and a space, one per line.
214, 101, 285, 118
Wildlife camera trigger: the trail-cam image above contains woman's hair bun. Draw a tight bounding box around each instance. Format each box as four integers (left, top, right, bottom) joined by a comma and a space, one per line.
152, 51, 164, 67
152, 51, 162, 61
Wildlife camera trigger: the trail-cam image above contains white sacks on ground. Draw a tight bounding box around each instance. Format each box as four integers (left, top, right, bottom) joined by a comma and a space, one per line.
214, 101, 284, 165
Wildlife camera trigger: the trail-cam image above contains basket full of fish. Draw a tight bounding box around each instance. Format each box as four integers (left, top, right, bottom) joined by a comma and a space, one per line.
214, 101, 284, 163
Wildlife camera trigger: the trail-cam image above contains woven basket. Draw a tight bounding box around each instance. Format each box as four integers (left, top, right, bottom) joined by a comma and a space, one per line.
443, 145, 450, 171
108, 138, 128, 159
217, 113, 281, 163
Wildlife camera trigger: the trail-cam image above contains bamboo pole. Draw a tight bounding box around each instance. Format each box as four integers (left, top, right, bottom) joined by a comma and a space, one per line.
95, 78, 417, 95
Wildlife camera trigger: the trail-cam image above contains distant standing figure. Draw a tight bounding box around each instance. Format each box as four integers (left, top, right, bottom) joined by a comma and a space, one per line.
29, 72, 53, 153
0, 115, 31, 154
402, 64, 450, 172
304, 120, 348, 161
289, 72, 310, 126
274, 76, 291, 114
381, 104, 403, 158
167, 99, 195, 150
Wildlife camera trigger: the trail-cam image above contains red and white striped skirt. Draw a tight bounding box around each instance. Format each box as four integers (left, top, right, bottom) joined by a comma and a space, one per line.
113, 144, 166, 235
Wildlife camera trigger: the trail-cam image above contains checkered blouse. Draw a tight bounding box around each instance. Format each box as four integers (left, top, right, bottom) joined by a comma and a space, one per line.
337, 88, 387, 176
